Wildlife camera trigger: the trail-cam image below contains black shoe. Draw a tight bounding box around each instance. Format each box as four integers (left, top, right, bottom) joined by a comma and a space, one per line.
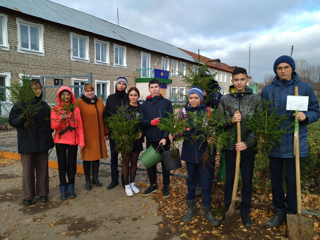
85, 177, 92, 190
241, 212, 252, 227
83, 161, 92, 190
202, 204, 220, 227
40, 196, 48, 202
265, 208, 286, 228
23, 199, 32, 206
143, 185, 158, 196
163, 185, 170, 198
107, 181, 119, 190
92, 160, 102, 187
221, 214, 226, 224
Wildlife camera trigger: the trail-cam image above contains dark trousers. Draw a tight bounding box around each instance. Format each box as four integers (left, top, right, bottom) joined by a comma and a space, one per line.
269, 157, 297, 214
21, 151, 49, 200
224, 150, 256, 214
55, 143, 78, 187
186, 153, 215, 206
146, 141, 170, 186
109, 137, 119, 183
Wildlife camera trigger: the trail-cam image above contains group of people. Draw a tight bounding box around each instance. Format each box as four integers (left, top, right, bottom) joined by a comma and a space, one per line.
9, 55, 320, 229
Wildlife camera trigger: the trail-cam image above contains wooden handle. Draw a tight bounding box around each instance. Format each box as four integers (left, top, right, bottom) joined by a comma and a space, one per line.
229, 122, 241, 209
294, 86, 302, 214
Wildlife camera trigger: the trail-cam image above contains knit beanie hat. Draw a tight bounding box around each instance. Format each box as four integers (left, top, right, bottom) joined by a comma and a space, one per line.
115, 76, 128, 89
188, 87, 204, 101
273, 55, 295, 74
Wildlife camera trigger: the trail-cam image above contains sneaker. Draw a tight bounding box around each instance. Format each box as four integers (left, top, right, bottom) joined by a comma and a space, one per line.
23, 199, 32, 206
130, 182, 140, 194
143, 185, 158, 196
163, 185, 170, 198
125, 185, 134, 197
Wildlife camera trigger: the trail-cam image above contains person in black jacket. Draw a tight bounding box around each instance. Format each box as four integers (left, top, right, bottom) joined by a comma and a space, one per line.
104, 76, 129, 190
9, 80, 54, 206
140, 79, 173, 197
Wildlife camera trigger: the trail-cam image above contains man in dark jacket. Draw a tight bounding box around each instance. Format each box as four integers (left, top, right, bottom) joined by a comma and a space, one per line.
261, 55, 320, 228
140, 79, 173, 197
104, 76, 129, 190
218, 67, 261, 227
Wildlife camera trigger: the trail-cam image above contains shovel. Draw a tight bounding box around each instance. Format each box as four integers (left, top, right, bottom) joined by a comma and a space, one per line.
223, 121, 241, 233
287, 86, 314, 240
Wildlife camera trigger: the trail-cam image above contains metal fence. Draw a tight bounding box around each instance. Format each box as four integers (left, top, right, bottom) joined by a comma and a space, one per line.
1, 84, 320, 193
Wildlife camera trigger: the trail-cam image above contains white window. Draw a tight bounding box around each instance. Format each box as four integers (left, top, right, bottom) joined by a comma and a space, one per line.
18, 74, 40, 83
161, 57, 169, 71
219, 72, 222, 82
0, 72, 11, 102
114, 44, 127, 68
230, 75, 232, 83
171, 86, 178, 101
94, 39, 109, 65
179, 87, 186, 100
0, 14, 9, 51
141, 52, 151, 78
171, 60, 178, 76
180, 62, 186, 76
16, 18, 44, 55
72, 78, 88, 99
71, 33, 89, 62
224, 73, 227, 83
95, 80, 110, 101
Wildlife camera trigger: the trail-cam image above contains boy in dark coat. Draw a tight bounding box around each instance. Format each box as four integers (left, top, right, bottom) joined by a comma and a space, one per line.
218, 67, 260, 227
104, 76, 129, 190
170, 87, 220, 226
140, 79, 173, 197
261, 55, 320, 228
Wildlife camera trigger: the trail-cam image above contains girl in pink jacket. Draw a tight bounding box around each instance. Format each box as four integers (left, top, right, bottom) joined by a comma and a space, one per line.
51, 86, 85, 200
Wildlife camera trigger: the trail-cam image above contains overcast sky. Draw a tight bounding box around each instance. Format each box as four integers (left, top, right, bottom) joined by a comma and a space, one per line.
50, 0, 320, 82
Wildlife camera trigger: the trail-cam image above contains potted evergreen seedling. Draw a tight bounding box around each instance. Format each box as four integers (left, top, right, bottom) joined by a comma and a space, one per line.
106, 104, 141, 164
248, 99, 292, 192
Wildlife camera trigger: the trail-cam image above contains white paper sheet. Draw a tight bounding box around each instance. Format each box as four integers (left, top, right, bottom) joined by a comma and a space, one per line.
286, 95, 309, 111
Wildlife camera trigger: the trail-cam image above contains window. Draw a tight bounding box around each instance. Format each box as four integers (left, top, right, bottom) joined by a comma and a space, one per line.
95, 80, 110, 101
219, 72, 222, 82
71, 33, 89, 62
230, 75, 232, 83
180, 62, 186, 76
18, 74, 40, 83
16, 18, 44, 55
114, 44, 127, 68
141, 52, 151, 78
161, 57, 169, 71
179, 87, 186, 100
224, 73, 227, 83
0, 72, 11, 102
72, 79, 87, 99
193, 65, 198, 73
171, 60, 178, 76
95, 39, 109, 65
0, 14, 9, 50
171, 86, 178, 101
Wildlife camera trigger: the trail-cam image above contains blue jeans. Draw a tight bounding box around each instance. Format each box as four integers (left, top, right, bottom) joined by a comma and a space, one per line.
224, 150, 256, 214
269, 157, 297, 214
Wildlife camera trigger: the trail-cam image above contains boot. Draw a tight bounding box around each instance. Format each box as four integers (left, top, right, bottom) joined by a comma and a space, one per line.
59, 186, 67, 200
265, 208, 286, 228
202, 204, 220, 227
83, 161, 92, 190
183, 199, 198, 222
92, 160, 102, 187
241, 211, 252, 227
68, 184, 76, 199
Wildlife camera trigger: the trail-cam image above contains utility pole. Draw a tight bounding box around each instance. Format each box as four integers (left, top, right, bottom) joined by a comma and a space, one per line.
248, 43, 251, 76
117, 8, 119, 26
290, 45, 294, 57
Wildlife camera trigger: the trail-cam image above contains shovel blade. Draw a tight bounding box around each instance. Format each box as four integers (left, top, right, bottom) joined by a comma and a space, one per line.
287, 213, 314, 240
223, 210, 240, 233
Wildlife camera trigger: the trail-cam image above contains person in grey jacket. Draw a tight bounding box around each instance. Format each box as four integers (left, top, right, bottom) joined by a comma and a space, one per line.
218, 67, 261, 227
261, 55, 320, 228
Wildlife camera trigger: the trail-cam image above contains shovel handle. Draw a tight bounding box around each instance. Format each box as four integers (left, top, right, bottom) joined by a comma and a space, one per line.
294, 86, 302, 214
229, 122, 241, 210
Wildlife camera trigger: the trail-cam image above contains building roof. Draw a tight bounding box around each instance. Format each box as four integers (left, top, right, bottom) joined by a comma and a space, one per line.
0, 0, 195, 63
179, 48, 235, 73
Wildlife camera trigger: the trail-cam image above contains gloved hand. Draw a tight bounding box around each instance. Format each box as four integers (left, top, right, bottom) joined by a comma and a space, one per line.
150, 118, 160, 126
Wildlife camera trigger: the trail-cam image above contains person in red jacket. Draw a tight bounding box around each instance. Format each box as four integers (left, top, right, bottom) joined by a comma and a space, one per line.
51, 86, 85, 200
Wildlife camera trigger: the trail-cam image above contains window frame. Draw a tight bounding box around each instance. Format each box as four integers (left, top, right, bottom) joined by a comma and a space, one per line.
0, 14, 9, 51
0, 72, 11, 102
141, 51, 151, 78
161, 57, 169, 71
171, 86, 178, 101
95, 80, 110, 101
224, 73, 227, 83
94, 39, 110, 65
113, 44, 127, 68
171, 60, 178, 76
178, 87, 186, 101
179, 62, 186, 76
70, 32, 90, 62
230, 74, 233, 83
16, 18, 44, 55
72, 78, 88, 99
